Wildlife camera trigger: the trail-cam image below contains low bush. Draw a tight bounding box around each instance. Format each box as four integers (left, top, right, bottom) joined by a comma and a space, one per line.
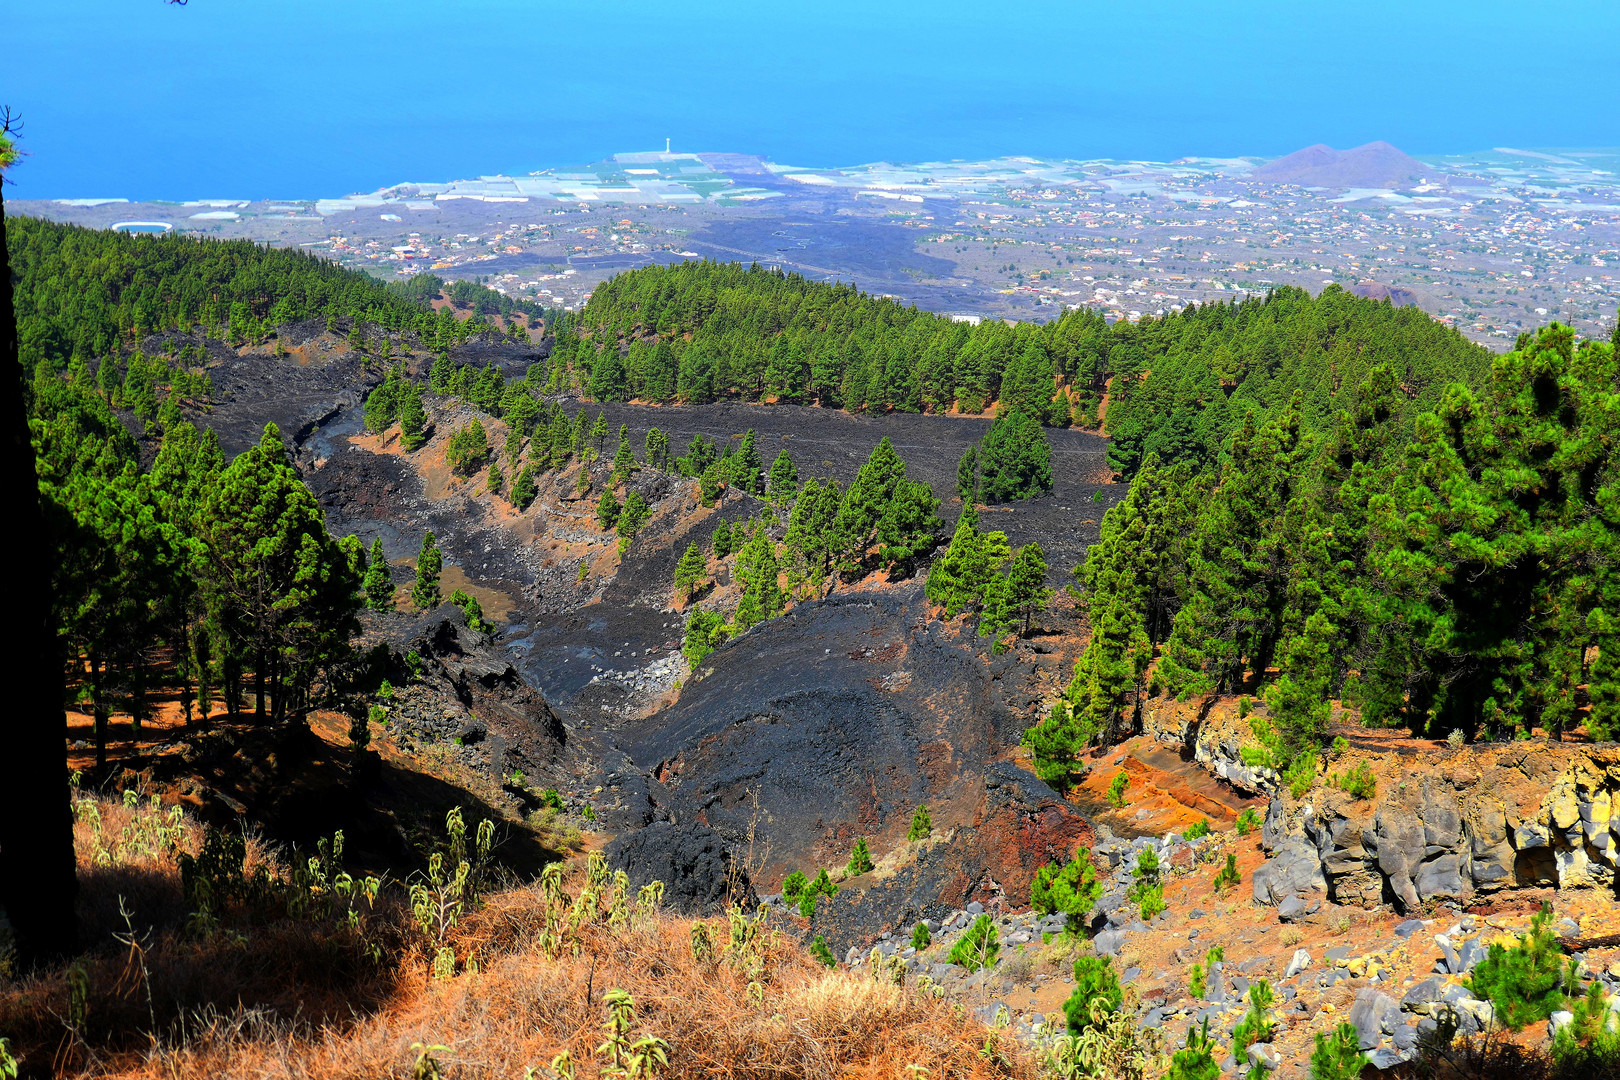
1107, 770, 1130, 808
1470, 903, 1577, 1030
948, 914, 1000, 972
1030, 850, 1102, 933
1063, 955, 1123, 1036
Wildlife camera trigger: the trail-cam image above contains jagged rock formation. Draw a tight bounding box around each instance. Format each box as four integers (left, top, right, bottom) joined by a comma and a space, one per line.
368, 603, 570, 784
604, 821, 756, 914
1143, 693, 1620, 913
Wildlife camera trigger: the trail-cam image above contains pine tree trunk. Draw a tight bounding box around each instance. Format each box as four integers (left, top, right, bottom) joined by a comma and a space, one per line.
254, 648, 266, 721
0, 175, 80, 967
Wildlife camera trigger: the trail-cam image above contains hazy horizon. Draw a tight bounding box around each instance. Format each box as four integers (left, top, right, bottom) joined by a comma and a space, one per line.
7, 0, 1619, 201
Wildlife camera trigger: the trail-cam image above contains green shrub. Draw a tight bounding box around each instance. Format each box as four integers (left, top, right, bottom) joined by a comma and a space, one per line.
796, 868, 838, 917
1132, 847, 1160, 890
1235, 807, 1261, 837
1231, 979, 1276, 1052
1137, 883, 1166, 921
1308, 1021, 1365, 1080
446, 588, 493, 634
1107, 770, 1130, 808
1469, 903, 1577, 1030
948, 914, 1000, 972
1167, 1017, 1219, 1080
1063, 954, 1123, 1035
682, 610, 731, 666
1333, 761, 1377, 800
809, 934, 837, 968
1286, 750, 1318, 798
846, 837, 874, 876
1204, 945, 1224, 963
1553, 979, 1620, 1068
1213, 854, 1241, 892
1330, 734, 1350, 757
911, 922, 931, 950
1238, 696, 1251, 718
1030, 849, 1102, 932
1184, 819, 1211, 840
780, 870, 808, 904
1188, 962, 1206, 1000
907, 804, 933, 842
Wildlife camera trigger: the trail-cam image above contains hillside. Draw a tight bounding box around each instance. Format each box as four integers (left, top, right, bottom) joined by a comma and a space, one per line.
6, 221, 1620, 1079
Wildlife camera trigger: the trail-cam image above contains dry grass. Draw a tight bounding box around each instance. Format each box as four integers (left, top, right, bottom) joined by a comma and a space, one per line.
2, 794, 1035, 1080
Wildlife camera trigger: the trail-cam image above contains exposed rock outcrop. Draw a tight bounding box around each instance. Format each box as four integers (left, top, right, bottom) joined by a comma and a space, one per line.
1256, 746, 1620, 912
604, 821, 756, 914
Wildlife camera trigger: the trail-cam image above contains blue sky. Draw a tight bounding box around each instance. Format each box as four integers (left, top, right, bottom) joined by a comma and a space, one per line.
5, 0, 1618, 200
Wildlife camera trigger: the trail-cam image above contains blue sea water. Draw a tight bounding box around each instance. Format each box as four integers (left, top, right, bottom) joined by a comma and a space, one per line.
4, 0, 1618, 201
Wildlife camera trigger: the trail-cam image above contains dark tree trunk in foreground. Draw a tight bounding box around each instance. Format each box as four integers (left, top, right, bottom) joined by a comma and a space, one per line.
0, 177, 80, 967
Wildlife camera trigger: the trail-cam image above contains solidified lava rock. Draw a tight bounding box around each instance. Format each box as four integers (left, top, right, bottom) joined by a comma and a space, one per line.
604, 821, 757, 914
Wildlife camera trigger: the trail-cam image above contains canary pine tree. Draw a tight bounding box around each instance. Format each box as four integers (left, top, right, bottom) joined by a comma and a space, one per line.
363, 537, 393, 610
412, 532, 442, 610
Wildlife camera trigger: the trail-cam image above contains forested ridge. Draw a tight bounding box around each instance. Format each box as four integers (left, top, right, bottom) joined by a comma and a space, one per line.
561, 259, 1493, 478
1023, 319, 1620, 794
7, 216, 544, 372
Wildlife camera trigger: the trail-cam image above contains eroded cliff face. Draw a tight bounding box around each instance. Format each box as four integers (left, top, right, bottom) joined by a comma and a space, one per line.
1141, 692, 1620, 913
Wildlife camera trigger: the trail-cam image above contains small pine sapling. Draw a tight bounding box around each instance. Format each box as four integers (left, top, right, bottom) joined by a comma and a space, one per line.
1184, 819, 1211, 840
1167, 1017, 1219, 1080
911, 922, 931, 950
1468, 902, 1577, 1029
673, 542, 708, 602
412, 532, 442, 610
1308, 1021, 1366, 1080
1213, 854, 1242, 892
907, 804, 933, 841
1107, 770, 1130, 808
846, 837, 875, 876
1188, 962, 1206, 1000
1231, 979, 1276, 1052
809, 935, 837, 968
1063, 955, 1123, 1035
1235, 807, 1262, 837
780, 870, 808, 905
948, 914, 1000, 972
1030, 850, 1102, 933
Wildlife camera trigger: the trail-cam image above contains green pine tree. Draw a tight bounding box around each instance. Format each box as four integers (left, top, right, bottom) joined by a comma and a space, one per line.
978, 410, 1052, 502
846, 837, 874, 876
1063, 955, 1123, 1035
363, 537, 393, 611
733, 523, 782, 630
510, 465, 538, 511
906, 804, 932, 841
768, 449, 798, 500
611, 424, 636, 486
1167, 1018, 1220, 1080
596, 489, 621, 531
673, 542, 708, 602
956, 444, 979, 503
398, 380, 427, 451
412, 532, 442, 610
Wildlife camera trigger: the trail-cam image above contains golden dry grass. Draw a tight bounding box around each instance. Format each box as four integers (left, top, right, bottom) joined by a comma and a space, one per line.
2, 794, 1036, 1080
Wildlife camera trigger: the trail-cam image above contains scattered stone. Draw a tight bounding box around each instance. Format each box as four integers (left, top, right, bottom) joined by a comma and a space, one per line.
1349, 988, 1401, 1049
1094, 929, 1127, 957
1285, 949, 1312, 978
